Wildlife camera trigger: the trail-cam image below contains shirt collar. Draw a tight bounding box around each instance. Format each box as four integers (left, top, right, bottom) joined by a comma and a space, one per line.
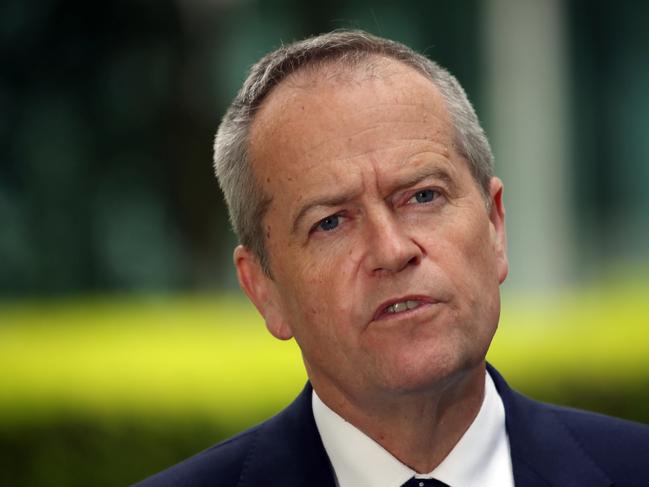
312, 371, 513, 487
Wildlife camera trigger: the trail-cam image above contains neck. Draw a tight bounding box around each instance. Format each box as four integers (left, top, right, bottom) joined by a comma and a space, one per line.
310, 363, 486, 473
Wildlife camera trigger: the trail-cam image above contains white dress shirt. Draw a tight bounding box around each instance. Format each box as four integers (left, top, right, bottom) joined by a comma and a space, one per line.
312, 371, 514, 487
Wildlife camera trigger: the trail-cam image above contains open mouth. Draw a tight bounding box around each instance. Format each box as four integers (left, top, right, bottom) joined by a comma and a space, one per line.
384, 300, 423, 314
374, 296, 434, 321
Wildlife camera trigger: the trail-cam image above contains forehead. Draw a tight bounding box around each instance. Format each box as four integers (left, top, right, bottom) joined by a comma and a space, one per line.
248, 57, 456, 196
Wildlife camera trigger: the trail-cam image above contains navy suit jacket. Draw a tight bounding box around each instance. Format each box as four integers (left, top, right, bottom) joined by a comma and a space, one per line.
136, 365, 649, 486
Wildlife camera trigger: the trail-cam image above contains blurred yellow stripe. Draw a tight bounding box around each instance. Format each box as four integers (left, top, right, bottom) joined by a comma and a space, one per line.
0, 284, 647, 422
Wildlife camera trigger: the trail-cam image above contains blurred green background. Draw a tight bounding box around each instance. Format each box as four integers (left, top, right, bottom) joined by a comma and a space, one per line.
1, 0, 648, 485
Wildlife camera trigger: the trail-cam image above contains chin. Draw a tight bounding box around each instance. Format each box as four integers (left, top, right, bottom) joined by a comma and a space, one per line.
377, 347, 483, 395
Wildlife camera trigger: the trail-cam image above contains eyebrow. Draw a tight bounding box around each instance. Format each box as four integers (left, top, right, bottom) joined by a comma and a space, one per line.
290, 164, 458, 235
387, 165, 458, 196
291, 188, 359, 235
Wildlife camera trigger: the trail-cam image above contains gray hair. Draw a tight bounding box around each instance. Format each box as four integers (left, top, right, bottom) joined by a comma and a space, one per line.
213, 30, 494, 274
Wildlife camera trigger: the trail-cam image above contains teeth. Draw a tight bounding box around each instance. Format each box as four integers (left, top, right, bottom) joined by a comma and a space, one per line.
406, 300, 419, 310
386, 300, 421, 314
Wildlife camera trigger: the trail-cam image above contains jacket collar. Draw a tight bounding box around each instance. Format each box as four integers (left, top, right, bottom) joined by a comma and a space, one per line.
237, 383, 335, 487
487, 364, 612, 487
240, 366, 613, 487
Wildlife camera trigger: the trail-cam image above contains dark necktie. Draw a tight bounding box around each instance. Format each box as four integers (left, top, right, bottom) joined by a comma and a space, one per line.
401, 478, 450, 487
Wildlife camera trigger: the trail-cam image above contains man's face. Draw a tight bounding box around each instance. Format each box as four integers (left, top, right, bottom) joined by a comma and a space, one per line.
237, 59, 508, 403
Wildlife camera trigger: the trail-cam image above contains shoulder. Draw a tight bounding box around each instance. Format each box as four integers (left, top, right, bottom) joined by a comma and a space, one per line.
549, 401, 649, 444
547, 402, 649, 474
488, 364, 649, 485
133, 425, 262, 487
488, 364, 649, 450
132, 384, 330, 487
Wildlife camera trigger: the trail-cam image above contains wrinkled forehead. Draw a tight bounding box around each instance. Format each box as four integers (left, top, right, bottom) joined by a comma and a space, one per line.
247, 56, 452, 168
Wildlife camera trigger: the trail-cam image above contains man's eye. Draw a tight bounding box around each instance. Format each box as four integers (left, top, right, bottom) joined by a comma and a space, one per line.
409, 189, 438, 204
316, 214, 340, 232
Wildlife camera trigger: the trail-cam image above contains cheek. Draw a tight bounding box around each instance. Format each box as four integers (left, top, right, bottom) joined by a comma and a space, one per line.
457, 216, 498, 271
430, 217, 500, 305
277, 263, 336, 323
459, 221, 503, 333
281, 254, 364, 340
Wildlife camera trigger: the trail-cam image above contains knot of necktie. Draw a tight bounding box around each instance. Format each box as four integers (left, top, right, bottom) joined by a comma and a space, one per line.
400, 478, 450, 487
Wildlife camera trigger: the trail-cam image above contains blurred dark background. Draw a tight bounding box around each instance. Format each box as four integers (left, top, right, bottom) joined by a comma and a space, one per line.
1, 0, 648, 485
3, 0, 647, 297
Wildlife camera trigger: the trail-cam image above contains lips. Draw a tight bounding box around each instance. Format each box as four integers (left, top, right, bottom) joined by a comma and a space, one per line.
373, 296, 437, 321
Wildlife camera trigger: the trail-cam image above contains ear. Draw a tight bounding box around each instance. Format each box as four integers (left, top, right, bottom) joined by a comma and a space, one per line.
488, 177, 509, 284
233, 245, 294, 340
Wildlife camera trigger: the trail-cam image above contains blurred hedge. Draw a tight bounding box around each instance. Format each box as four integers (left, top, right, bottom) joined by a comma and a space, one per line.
1, 283, 648, 486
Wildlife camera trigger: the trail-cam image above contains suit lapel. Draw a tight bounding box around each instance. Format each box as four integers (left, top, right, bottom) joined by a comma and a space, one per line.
487, 364, 612, 487
237, 383, 336, 487
238, 367, 614, 487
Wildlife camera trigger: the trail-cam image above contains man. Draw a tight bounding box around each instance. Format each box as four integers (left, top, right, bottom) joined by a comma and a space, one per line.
137, 30, 649, 487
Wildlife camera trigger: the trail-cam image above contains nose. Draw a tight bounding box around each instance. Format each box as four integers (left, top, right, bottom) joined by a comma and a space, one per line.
364, 213, 423, 276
